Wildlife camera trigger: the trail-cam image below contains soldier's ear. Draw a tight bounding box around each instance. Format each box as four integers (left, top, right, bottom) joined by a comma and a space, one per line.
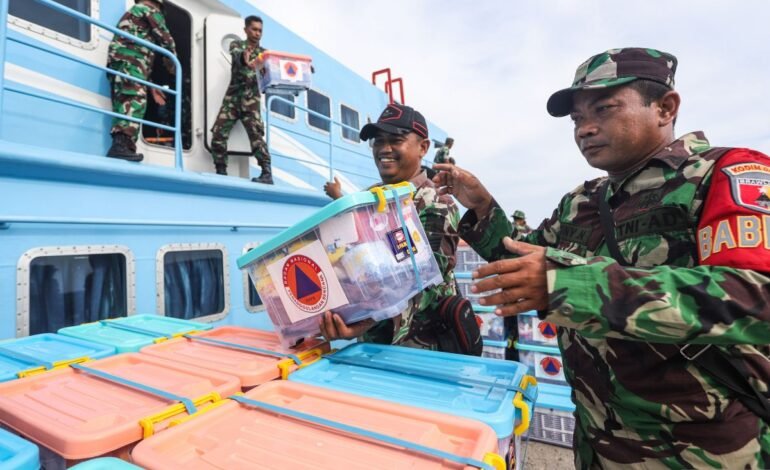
658, 90, 680, 128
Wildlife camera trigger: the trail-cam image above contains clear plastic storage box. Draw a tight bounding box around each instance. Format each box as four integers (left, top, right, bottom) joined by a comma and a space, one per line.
517, 310, 559, 346
258, 51, 312, 93
237, 184, 442, 348
516, 341, 568, 386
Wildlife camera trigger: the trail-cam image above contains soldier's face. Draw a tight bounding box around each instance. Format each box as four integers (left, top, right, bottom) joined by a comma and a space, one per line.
570, 86, 666, 173
245, 21, 263, 43
372, 130, 429, 184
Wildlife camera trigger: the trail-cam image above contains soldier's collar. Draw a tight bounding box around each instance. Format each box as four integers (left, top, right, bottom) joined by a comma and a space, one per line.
652, 131, 710, 169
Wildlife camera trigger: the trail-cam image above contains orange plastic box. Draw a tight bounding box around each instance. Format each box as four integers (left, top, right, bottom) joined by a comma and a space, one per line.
139, 326, 329, 389
0, 353, 240, 466
131, 381, 505, 469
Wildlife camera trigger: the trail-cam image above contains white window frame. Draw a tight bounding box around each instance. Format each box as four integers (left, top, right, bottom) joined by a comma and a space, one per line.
305, 88, 332, 135
16, 244, 136, 337
242, 242, 266, 314
156, 243, 230, 322
8, 0, 101, 51
339, 102, 361, 144
267, 92, 299, 123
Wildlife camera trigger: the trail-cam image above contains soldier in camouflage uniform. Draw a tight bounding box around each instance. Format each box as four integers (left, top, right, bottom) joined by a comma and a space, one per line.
434, 137, 456, 165
320, 103, 460, 350
106, 0, 176, 162
511, 210, 532, 235
210, 15, 272, 184
434, 48, 770, 468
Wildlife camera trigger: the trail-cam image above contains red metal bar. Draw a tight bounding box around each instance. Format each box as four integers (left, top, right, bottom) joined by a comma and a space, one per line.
372, 68, 394, 104
389, 78, 405, 104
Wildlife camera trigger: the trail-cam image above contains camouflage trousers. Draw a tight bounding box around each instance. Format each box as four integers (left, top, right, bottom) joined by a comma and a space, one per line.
210, 91, 270, 166
108, 72, 147, 148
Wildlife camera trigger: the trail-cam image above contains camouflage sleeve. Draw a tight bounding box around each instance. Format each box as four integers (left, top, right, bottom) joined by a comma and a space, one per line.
229, 40, 245, 63
459, 199, 560, 261
145, 9, 176, 55
544, 250, 770, 345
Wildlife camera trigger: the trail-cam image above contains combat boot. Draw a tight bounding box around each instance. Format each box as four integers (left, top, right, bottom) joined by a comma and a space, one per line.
251, 159, 273, 185
107, 133, 143, 162
215, 163, 227, 175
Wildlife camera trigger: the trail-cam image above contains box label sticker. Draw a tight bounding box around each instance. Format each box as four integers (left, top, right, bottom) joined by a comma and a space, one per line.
534, 352, 566, 382
267, 240, 348, 323
533, 318, 559, 345
386, 227, 418, 262
279, 59, 304, 82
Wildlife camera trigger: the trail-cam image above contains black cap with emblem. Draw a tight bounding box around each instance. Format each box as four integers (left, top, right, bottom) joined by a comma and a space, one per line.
359, 103, 429, 141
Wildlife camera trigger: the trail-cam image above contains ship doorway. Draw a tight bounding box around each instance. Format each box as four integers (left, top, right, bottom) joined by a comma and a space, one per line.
141, 1, 192, 150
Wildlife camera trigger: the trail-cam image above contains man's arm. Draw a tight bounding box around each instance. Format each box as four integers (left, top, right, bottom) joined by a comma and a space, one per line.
145, 8, 176, 56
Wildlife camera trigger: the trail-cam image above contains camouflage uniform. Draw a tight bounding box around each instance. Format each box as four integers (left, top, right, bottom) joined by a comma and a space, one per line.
461, 48, 770, 469
434, 145, 453, 164
107, 2, 176, 147
210, 39, 269, 167
363, 170, 461, 348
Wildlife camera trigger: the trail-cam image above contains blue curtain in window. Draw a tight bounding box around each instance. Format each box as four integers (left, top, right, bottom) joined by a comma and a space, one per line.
29, 254, 127, 335
164, 251, 224, 319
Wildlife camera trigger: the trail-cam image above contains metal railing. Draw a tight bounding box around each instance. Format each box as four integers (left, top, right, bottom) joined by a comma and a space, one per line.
265, 94, 377, 183
0, 0, 184, 169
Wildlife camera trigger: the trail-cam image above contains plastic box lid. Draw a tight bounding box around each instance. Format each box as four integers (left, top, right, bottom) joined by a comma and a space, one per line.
0, 333, 115, 382
535, 383, 575, 412
261, 50, 312, 62
58, 315, 212, 353
131, 380, 501, 469
0, 428, 39, 470
289, 343, 535, 439
0, 353, 240, 460
70, 457, 143, 469
139, 326, 329, 388
237, 184, 415, 269
514, 341, 561, 355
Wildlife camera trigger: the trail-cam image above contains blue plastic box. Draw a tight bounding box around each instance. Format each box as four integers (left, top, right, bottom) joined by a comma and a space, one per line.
516, 341, 568, 386
57, 315, 212, 353
526, 383, 576, 447
70, 457, 142, 469
258, 50, 313, 93
237, 184, 442, 348
517, 310, 559, 347
289, 343, 537, 461
0, 333, 115, 382
0, 428, 39, 470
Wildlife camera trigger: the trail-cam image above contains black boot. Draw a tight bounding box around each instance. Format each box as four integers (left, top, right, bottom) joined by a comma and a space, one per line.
251, 159, 273, 185
107, 134, 143, 162
215, 163, 227, 175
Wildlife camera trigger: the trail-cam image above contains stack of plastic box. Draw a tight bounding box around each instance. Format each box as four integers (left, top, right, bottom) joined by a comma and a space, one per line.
516, 311, 576, 447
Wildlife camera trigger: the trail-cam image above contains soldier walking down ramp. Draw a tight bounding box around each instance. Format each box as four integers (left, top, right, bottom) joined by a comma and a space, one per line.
435, 48, 770, 468
210, 15, 273, 184
106, 0, 176, 162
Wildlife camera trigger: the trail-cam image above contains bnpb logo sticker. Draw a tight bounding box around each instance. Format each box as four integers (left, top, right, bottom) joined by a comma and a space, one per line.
540, 356, 562, 376
282, 255, 328, 313
538, 321, 558, 339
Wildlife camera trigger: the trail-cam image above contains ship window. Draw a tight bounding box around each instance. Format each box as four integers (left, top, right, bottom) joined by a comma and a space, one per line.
242, 244, 264, 313
24, 250, 131, 336
307, 89, 331, 132
269, 92, 296, 120
9, 0, 94, 43
340, 104, 360, 143
159, 244, 229, 321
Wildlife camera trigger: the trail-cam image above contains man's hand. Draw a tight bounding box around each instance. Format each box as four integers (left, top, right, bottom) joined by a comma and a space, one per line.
162, 57, 175, 75
471, 237, 548, 316
244, 48, 258, 70
324, 176, 343, 200
150, 87, 166, 106
318, 311, 375, 341
432, 163, 493, 218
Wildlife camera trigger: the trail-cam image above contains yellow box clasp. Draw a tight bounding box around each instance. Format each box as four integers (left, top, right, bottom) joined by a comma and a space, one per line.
139, 391, 221, 439
513, 375, 537, 436
483, 452, 506, 470
17, 356, 91, 379
277, 347, 325, 380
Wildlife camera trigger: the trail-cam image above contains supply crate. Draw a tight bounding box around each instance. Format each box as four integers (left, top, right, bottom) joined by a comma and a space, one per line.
289, 343, 537, 468
517, 311, 559, 347
0, 427, 38, 470
140, 326, 329, 389
132, 381, 506, 469
516, 341, 568, 386
258, 50, 312, 93
237, 184, 442, 348
525, 383, 576, 448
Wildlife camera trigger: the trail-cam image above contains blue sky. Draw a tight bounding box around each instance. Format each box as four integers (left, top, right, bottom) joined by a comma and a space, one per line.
254, 0, 770, 224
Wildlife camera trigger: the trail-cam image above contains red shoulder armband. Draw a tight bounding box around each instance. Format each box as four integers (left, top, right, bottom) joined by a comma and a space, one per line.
698, 148, 770, 272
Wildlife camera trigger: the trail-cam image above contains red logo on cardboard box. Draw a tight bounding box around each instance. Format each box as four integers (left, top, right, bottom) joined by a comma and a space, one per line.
282, 255, 328, 313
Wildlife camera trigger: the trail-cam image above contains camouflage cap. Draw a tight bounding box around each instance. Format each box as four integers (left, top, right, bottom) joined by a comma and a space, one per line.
513, 210, 526, 219
547, 47, 678, 117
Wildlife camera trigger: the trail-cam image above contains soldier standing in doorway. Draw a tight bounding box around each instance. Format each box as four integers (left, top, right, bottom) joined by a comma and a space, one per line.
210, 15, 273, 184
106, 0, 176, 162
